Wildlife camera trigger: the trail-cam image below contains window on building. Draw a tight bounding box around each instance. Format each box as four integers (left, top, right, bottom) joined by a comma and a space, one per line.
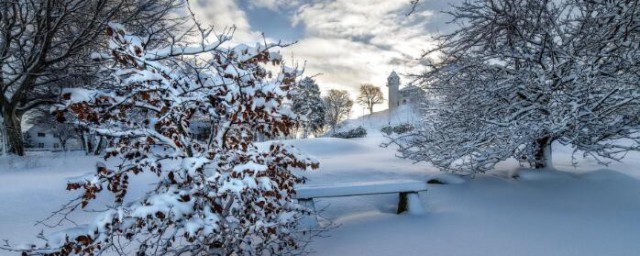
54, 143, 60, 149
38, 143, 44, 148
37, 132, 45, 137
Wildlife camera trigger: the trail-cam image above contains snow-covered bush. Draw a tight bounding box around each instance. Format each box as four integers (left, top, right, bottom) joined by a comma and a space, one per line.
393, 124, 414, 134
381, 126, 394, 135
382, 124, 414, 135
16, 23, 318, 255
332, 127, 367, 139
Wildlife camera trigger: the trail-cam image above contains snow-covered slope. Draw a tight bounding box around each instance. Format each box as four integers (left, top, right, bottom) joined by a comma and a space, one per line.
2, 135, 640, 255
334, 104, 421, 133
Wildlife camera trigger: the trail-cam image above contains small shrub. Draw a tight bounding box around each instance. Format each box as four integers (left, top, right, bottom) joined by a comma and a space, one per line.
381, 123, 414, 135
381, 126, 393, 135
332, 126, 367, 138
393, 123, 414, 134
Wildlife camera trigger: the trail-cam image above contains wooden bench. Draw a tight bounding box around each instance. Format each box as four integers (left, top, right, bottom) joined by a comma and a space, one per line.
294, 180, 428, 227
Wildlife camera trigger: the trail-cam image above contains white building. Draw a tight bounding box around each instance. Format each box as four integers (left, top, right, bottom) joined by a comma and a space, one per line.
386, 71, 426, 111
24, 125, 81, 151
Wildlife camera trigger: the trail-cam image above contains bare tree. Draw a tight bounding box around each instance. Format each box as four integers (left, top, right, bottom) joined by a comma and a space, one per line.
0, 0, 181, 155
391, 0, 640, 174
323, 89, 354, 132
356, 83, 385, 114
407, 0, 420, 15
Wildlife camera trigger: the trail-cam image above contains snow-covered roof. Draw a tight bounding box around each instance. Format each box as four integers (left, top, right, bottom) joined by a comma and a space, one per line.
400, 84, 423, 92
400, 84, 422, 92
25, 125, 51, 134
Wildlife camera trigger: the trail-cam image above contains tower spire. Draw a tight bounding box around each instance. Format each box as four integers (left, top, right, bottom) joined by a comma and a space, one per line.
387, 71, 400, 110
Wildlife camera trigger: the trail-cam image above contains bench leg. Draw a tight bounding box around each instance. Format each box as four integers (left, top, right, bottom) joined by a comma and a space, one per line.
298, 198, 319, 229
397, 192, 409, 214
397, 192, 426, 215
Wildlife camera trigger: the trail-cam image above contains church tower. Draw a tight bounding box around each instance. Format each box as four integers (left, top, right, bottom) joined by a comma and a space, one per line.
387, 71, 400, 111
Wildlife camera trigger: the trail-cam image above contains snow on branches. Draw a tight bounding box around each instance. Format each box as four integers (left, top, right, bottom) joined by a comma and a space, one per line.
392, 0, 640, 174
18, 23, 318, 255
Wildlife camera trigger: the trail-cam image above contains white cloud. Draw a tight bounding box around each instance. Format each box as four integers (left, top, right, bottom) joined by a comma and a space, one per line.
191, 0, 262, 42
285, 0, 438, 113
189, 0, 446, 115
247, 0, 303, 11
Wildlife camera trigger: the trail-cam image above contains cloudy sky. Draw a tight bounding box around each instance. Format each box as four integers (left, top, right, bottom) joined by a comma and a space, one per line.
192, 0, 458, 114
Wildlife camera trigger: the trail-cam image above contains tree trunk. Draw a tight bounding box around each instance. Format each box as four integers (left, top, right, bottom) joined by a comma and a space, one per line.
75, 128, 88, 154
368, 106, 373, 114
0, 116, 6, 156
81, 133, 89, 154
93, 135, 105, 155
86, 137, 93, 155
2, 107, 25, 156
60, 138, 68, 151
532, 136, 553, 169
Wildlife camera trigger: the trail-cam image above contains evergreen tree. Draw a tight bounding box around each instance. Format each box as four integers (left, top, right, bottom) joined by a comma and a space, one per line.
292, 77, 326, 137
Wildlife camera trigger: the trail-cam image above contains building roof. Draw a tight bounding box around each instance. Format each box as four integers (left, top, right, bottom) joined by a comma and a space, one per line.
25, 125, 51, 134
400, 84, 422, 92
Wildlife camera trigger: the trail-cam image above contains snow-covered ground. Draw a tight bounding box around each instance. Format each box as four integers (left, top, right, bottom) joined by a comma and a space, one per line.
2, 127, 640, 255
291, 132, 640, 256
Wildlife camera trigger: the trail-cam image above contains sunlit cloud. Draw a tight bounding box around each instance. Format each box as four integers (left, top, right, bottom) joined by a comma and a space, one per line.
193, 0, 456, 115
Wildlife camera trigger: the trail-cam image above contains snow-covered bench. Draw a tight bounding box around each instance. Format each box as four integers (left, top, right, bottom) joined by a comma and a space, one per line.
295, 180, 428, 227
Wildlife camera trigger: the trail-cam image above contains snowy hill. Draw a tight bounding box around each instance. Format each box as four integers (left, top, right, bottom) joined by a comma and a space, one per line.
332, 104, 422, 135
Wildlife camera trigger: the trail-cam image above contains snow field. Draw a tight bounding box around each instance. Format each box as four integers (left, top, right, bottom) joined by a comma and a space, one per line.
1, 132, 640, 255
